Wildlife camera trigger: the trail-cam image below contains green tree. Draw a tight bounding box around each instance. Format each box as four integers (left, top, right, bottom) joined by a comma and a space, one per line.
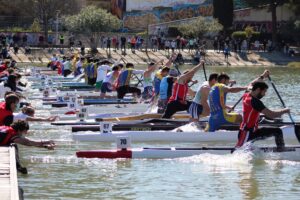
178, 17, 223, 39
213, 0, 234, 31
64, 6, 121, 53
243, 0, 300, 43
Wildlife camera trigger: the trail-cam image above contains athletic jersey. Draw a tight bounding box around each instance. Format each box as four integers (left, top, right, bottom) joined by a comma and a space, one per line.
160, 77, 174, 100
208, 83, 227, 114
154, 70, 164, 94
193, 81, 209, 104
117, 69, 133, 87
0, 126, 19, 145
13, 113, 28, 121
63, 61, 71, 70
117, 69, 143, 87
143, 76, 153, 88
75, 61, 82, 76
168, 82, 188, 103
86, 63, 97, 79
103, 71, 118, 84
0, 102, 13, 126
240, 93, 266, 131
96, 65, 111, 82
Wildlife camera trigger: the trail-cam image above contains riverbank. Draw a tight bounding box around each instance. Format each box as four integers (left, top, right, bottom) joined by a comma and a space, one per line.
9, 46, 300, 66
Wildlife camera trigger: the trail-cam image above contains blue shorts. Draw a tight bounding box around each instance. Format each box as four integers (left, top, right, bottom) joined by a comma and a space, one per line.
188, 102, 203, 119
100, 82, 112, 94
207, 110, 239, 132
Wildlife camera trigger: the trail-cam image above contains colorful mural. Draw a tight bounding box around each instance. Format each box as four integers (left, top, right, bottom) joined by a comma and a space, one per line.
122, 0, 213, 30
125, 0, 209, 11
111, 0, 126, 19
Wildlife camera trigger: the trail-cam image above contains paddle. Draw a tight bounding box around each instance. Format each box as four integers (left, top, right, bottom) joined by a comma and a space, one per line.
202, 62, 207, 81
267, 75, 300, 142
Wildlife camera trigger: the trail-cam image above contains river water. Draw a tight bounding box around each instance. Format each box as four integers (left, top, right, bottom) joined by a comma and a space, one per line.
18, 66, 300, 200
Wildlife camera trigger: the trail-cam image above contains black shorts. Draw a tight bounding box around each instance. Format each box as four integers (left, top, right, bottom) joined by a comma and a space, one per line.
101, 82, 112, 94
162, 100, 191, 119
117, 85, 141, 99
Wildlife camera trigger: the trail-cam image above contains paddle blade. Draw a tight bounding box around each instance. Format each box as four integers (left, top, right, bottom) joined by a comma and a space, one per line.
295, 125, 300, 143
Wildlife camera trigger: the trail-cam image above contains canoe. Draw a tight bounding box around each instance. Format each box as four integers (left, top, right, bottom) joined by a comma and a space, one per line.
49, 104, 149, 115
72, 119, 188, 132
50, 99, 138, 107
76, 146, 300, 160
72, 125, 298, 143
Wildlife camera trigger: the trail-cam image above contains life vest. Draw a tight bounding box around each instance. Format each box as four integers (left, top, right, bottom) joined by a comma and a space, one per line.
160, 77, 174, 100
208, 83, 227, 114
168, 82, 188, 103
154, 71, 164, 94
86, 63, 94, 79
116, 69, 133, 88
0, 126, 17, 145
0, 102, 13, 126
240, 93, 261, 131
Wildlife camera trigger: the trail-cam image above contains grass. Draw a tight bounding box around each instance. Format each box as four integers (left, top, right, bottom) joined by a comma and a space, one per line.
287, 62, 300, 68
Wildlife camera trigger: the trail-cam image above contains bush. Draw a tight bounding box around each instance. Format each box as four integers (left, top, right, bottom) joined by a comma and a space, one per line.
232, 31, 260, 40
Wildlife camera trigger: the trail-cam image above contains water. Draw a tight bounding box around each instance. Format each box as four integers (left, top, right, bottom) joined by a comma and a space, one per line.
18, 66, 300, 200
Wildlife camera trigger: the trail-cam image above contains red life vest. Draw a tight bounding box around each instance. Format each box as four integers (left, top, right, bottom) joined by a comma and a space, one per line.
0, 102, 13, 126
240, 93, 260, 131
168, 82, 188, 104
0, 126, 18, 145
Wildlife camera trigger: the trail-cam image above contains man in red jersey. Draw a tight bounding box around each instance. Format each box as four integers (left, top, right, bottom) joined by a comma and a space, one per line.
235, 80, 290, 150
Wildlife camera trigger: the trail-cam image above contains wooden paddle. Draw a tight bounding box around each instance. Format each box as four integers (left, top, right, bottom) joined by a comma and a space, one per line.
267, 75, 300, 142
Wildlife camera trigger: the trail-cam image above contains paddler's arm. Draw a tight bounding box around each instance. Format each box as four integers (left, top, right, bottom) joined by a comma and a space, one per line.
145, 59, 164, 75
224, 86, 247, 93
200, 86, 210, 116
165, 53, 177, 67
27, 116, 59, 122
261, 108, 290, 119
248, 70, 270, 87
178, 61, 204, 84
13, 137, 56, 150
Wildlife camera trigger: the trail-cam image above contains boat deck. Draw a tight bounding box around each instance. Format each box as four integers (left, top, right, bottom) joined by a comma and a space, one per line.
0, 147, 21, 200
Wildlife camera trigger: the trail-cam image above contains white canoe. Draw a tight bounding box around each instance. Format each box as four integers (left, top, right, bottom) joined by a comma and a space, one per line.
76, 146, 300, 160
72, 125, 297, 143
50, 104, 149, 115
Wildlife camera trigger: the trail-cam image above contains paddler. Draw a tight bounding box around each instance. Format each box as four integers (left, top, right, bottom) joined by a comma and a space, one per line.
153, 53, 177, 96
235, 76, 290, 150
13, 106, 59, 122
161, 61, 203, 119
188, 73, 218, 122
157, 69, 178, 114
0, 93, 20, 126
100, 65, 121, 98
142, 59, 163, 100
206, 73, 247, 132
116, 63, 144, 99
0, 120, 55, 174
95, 59, 113, 91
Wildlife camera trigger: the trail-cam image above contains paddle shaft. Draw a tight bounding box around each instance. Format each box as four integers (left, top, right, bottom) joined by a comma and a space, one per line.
267, 76, 295, 124
203, 62, 207, 81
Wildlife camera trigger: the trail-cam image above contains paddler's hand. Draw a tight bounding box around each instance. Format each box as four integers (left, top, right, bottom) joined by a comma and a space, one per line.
42, 140, 56, 150
261, 70, 270, 79
281, 108, 290, 115
47, 116, 59, 122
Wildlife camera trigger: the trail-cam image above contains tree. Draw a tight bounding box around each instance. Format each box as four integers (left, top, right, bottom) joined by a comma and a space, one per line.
243, 0, 300, 44
213, 0, 234, 32
178, 17, 223, 39
64, 6, 121, 53
0, 0, 81, 42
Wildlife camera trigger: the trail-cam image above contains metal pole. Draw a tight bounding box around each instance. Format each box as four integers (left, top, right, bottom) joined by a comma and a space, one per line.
55, 10, 60, 45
